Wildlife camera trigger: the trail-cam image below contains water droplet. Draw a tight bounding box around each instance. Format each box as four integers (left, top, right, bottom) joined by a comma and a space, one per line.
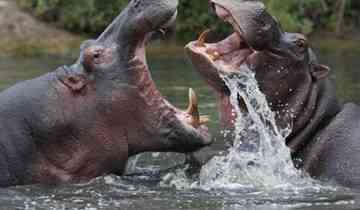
197, 66, 317, 190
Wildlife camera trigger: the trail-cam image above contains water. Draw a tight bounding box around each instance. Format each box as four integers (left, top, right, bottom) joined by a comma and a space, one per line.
0, 50, 360, 209
198, 67, 310, 190
0, 175, 355, 210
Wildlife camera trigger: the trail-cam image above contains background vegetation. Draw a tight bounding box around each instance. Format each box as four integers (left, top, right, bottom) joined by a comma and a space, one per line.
16, 0, 359, 41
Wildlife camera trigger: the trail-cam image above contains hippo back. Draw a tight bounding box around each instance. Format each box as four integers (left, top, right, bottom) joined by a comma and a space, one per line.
304, 103, 360, 187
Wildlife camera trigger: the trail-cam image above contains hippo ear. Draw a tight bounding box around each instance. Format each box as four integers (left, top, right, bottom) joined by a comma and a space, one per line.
61, 75, 88, 93
311, 64, 330, 80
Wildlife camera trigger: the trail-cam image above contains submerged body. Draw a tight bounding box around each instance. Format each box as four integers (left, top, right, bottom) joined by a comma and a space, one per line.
186, 0, 360, 188
0, 0, 211, 187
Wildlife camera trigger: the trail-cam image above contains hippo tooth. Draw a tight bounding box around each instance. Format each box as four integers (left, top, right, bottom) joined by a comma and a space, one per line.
200, 115, 210, 124
186, 88, 201, 127
207, 50, 221, 61
195, 29, 211, 47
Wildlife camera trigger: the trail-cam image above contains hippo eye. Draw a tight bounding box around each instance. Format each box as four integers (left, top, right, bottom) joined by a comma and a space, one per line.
294, 39, 306, 49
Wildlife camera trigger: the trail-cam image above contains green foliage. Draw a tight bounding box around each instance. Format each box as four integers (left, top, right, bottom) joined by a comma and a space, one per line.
58, 0, 128, 34
264, 0, 299, 32
17, 0, 128, 34
178, 0, 235, 41
16, 0, 360, 41
264, 0, 324, 34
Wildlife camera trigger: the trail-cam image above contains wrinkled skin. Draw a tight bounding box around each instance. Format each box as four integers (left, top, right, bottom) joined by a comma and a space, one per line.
0, 0, 212, 187
186, 0, 360, 188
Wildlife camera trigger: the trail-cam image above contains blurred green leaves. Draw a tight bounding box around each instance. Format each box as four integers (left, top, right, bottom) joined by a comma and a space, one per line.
16, 0, 358, 41
17, 0, 128, 34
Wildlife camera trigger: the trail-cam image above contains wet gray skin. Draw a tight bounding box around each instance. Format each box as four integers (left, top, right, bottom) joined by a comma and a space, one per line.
186, 0, 360, 188
0, 0, 212, 187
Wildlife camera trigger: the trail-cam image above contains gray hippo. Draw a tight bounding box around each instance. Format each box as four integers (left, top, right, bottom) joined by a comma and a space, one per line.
186, 0, 360, 188
0, 0, 211, 187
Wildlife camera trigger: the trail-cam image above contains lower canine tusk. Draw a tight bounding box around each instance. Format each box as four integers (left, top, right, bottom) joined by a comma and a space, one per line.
186, 88, 200, 127
195, 29, 211, 47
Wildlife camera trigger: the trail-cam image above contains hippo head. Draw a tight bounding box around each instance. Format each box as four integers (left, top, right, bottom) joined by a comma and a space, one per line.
64, 0, 211, 156
185, 0, 330, 130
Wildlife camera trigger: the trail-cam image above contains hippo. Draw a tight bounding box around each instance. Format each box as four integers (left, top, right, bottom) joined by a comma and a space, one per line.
0, 0, 212, 187
185, 0, 360, 188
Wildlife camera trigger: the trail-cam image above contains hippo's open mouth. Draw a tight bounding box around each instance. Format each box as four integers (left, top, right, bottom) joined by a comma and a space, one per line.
130, 10, 212, 150
185, 2, 255, 74
185, 1, 258, 116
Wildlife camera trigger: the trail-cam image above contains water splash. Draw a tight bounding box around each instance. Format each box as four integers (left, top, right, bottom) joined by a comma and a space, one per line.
161, 66, 338, 192
126, 155, 142, 174
198, 67, 317, 190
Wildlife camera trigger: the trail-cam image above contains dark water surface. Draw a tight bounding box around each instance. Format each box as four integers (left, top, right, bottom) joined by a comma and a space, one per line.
0, 49, 360, 210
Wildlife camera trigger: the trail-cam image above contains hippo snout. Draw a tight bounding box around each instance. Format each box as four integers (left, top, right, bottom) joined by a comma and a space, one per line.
96, 0, 179, 44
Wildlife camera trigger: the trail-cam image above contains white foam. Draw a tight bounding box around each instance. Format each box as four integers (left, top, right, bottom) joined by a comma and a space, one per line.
198, 67, 319, 190
0, 1, 8, 8
161, 66, 338, 193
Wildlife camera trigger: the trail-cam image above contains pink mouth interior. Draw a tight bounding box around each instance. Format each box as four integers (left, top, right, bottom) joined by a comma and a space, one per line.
190, 4, 255, 71
206, 33, 253, 69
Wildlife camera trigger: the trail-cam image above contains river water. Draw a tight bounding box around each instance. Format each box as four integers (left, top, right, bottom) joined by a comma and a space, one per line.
0, 49, 360, 210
